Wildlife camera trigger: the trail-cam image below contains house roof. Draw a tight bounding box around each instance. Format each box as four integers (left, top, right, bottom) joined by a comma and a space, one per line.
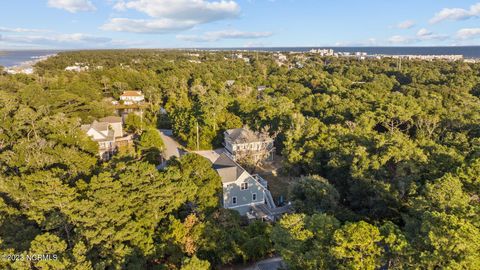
99, 116, 122, 124
225, 128, 271, 144
81, 121, 114, 142
87, 120, 109, 132
95, 130, 115, 142
213, 153, 245, 183
121, 91, 143, 97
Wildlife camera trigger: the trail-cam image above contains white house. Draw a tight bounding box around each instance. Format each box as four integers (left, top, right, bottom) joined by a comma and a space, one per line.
81, 117, 131, 160
120, 91, 145, 105
224, 128, 275, 162
257, 86, 267, 91
81, 121, 116, 160
99, 116, 123, 138
65, 65, 89, 72
275, 53, 287, 62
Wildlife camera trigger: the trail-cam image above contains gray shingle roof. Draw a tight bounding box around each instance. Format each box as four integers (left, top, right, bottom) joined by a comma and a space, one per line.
213, 153, 245, 183
225, 128, 271, 144
90, 121, 109, 131
99, 116, 122, 124
81, 121, 114, 142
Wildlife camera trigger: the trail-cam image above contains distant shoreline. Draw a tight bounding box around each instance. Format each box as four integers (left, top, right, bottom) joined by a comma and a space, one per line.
2, 53, 57, 74
0, 50, 61, 68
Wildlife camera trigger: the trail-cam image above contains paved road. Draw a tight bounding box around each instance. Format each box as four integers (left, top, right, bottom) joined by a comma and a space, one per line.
158, 129, 183, 160
220, 256, 285, 270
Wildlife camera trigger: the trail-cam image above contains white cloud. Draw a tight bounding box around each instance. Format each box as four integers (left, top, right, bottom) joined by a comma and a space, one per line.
104, 0, 240, 33
430, 2, 480, 24
389, 29, 448, 44
243, 41, 268, 48
0, 27, 49, 33
416, 28, 432, 37
334, 38, 378, 47
456, 28, 480, 40
114, 0, 239, 21
101, 18, 198, 33
0, 33, 112, 48
416, 28, 448, 41
396, 20, 415, 29
388, 35, 412, 44
47, 0, 96, 13
177, 30, 272, 42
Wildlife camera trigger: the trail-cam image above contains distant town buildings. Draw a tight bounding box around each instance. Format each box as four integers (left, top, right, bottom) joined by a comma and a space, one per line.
464, 58, 480, 63
309, 48, 335, 56
185, 53, 200, 57
5, 67, 33, 74
275, 53, 287, 62
237, 53, 251, 63
119, 91, 145, 105
389, 54, 463, 61
226, 80, 235, 87
65, 65, 89, 72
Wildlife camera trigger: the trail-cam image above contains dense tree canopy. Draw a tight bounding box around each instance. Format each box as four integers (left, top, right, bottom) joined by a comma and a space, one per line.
1, 49, 479, 269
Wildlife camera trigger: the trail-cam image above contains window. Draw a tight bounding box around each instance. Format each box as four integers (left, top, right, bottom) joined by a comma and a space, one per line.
241, 183, 248, 190
252, 193, 257, 201
232, 197, 237, 204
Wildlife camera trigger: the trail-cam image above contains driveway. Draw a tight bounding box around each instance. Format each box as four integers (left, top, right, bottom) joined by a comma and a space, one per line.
157, 129, 224, 164
192, 148, 225, 163
220, 256, 285, 270
158, 129, 183, 160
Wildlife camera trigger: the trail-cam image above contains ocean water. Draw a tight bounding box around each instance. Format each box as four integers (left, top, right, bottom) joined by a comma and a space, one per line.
0, 50, 62, 67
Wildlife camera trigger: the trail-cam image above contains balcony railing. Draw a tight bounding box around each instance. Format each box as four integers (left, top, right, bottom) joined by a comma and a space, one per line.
252, 174, 268, 189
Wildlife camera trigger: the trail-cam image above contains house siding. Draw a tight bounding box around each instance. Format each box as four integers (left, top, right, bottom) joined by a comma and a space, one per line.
223, 175, 266, 209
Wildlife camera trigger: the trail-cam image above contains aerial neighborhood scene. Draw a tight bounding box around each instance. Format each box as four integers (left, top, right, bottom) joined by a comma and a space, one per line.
0, 0, 480, 270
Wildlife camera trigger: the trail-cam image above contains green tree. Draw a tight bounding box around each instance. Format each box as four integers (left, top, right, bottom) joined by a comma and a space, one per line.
181, 255, 210, 270
125, 113, 144, 134
137, 127, 165, 164
415, 211, 480, 269
271, 213, 340, 270
331, 221, 383, 270
168, 154, 222, 213
290, 175, 340, 215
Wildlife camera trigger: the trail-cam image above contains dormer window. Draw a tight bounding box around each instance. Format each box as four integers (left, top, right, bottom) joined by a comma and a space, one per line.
241, 183, 248, 190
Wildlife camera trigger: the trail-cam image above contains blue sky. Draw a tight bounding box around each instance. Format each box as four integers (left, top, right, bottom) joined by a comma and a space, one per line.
1, 0, 480, 49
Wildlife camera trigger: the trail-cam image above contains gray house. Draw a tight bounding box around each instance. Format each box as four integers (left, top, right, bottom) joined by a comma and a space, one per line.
224, 128, 275, 163
213, 153, 291, 220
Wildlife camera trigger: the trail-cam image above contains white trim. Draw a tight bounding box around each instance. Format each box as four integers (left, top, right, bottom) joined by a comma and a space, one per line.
226, 201, 264, 209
